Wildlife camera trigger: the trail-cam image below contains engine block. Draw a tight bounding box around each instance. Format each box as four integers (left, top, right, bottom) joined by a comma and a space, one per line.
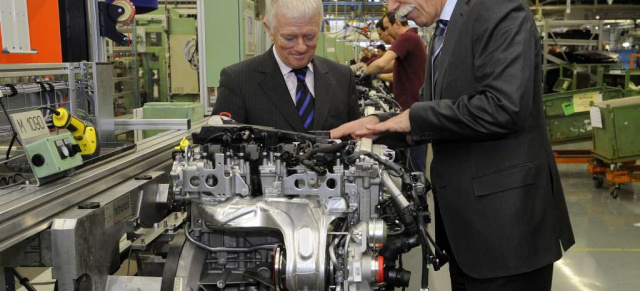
169, 124, 441, 291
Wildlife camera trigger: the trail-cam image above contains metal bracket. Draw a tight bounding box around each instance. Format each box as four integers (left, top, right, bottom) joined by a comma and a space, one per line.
0, 0, 38, 54
130, 211, 188, 250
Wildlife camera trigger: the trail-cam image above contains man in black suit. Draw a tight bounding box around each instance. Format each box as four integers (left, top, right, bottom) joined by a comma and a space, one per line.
212, 0, 360, 132
332, 0, 575, 290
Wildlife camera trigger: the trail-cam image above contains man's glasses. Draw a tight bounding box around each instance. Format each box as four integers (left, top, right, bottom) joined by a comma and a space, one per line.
380, 0, 389, 6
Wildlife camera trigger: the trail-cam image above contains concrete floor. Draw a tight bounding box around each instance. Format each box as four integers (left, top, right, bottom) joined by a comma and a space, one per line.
403, 162, 640, 291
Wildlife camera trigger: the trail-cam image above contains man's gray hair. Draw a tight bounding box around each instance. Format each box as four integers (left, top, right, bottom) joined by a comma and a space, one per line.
265, 0, 323, 29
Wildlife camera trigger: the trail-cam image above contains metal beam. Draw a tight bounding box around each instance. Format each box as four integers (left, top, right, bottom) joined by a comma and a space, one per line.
113, 119, 191, 130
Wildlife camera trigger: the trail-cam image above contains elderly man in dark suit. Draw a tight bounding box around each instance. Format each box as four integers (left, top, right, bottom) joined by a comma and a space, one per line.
332, 0, 575, 290
212, 0, 360, 132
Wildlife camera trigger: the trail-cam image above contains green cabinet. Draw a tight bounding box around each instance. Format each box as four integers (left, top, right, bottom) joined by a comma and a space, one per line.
592, 96, 640, 162
543, 87, 625, 143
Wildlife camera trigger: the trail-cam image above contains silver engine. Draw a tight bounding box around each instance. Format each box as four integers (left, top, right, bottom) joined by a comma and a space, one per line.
168, 124, 443, 291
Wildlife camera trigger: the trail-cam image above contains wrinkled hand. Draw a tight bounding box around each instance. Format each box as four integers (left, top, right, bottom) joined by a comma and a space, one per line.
331, 116, 380, 139
355, 109, 411, 138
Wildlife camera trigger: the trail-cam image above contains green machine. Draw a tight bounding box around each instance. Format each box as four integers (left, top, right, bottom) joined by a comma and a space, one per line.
8, 110, 83, 183
108, 7, 200, 115
325, 35, 337, 62
25, 133, 84, 179
344, 42, 355, 64
136, 15, 171, 104
335, 40, 346, 64
603, 69, 640, 97
592, 96, 640, 162
543, 87, 625, 144
201, 0, 259, 113
316, 33, 325, 58
142, 102, 205, 138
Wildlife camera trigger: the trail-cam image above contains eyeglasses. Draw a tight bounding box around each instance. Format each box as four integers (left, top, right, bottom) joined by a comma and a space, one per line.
380, 0, 389, 6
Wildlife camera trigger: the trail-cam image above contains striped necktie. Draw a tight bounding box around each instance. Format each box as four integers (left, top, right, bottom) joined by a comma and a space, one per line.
431, 20, 448, 100
292, 67, 314, 130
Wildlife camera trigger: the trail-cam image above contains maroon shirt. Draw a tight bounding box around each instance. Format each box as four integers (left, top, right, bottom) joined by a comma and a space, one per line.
389, 28, 426, 110
365, 55, 379, 66
360, 56, 371, 63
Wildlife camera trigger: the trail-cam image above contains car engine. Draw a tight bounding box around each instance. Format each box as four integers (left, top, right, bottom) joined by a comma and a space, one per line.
168, 123, 446, 291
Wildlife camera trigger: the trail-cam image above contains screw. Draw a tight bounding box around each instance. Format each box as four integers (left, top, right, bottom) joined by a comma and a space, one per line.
154, 223, 159, 229
141, 237, 145, 244
164, 221, 169, 227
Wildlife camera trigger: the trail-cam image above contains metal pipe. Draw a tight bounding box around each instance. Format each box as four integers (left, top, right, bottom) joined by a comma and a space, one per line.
87, 0, 106, 61
381, 171, 410, 211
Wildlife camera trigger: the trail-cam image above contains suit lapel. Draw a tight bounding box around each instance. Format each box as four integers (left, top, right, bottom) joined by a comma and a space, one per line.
311, 58, 332, 131
257, 48, 306, 132
435, 0, 470, 100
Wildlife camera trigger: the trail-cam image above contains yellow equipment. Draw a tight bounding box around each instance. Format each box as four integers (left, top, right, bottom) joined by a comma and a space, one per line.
52, 108, 100, 159
174, 137, 190, 151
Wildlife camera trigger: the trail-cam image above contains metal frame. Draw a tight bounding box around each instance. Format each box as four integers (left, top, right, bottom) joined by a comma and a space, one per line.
0, 118, 208, 252
197, 0, 211, 115
537, 19, 605, 91
0, 63, 81, 115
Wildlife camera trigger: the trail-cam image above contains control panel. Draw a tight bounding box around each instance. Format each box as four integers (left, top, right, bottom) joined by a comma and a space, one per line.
24, 132, 84, 179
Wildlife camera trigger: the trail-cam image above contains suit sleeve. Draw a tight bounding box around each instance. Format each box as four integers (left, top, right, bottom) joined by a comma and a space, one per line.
409, 2, 535, 142
347, 68, 361, 121
212, 67, 247, 123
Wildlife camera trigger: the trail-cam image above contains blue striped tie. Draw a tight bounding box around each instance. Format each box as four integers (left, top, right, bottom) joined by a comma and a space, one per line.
292, 67, 314, 130
431, 20, 448, 100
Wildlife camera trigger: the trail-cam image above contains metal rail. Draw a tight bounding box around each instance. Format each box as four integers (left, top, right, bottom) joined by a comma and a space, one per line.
0, 119, 207, 251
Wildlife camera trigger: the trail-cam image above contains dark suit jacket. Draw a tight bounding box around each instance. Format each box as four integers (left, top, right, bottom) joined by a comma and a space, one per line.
212, 47, 360, 132
408, 0, 575, 279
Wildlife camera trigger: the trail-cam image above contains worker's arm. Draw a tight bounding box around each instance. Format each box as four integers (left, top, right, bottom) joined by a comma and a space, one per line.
364, 50, 397, 75
379, 73, 393, 83
382, 60, 394, 73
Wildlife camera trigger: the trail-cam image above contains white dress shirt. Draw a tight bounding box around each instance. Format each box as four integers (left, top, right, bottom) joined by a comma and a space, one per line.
273, 49, 315, 103
440, 0, 458, 21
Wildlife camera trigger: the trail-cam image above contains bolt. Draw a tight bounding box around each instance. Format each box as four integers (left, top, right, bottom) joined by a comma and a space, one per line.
174, 213, 179, 219
141, 237, 145, 244
164, 221, 169, 227
154, 223, 159, 229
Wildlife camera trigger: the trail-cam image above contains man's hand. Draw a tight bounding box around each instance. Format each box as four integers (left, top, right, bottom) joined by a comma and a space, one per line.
331, 115, 380, 139
355, 109, 411, 138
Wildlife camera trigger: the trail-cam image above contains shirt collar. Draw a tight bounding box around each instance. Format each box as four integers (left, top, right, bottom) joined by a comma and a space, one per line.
273, 48, 314, 76
439, 0, 457, 21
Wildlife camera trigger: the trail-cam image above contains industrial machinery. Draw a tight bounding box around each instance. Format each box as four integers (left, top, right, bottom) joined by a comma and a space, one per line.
354, 76, 400, 116
129, 123, 446, 291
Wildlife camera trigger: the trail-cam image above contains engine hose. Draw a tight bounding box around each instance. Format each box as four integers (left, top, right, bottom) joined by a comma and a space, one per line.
348, 151, 405, 177
185, 223, 280, 252
382, 171, 428, 289
299, 141, 348, 160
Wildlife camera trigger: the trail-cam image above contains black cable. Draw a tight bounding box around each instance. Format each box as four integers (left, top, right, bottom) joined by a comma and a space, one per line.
8, 267, 37, 291
6, 132, 16, 161
38, 106, 61, 116
0, 97, 22, 148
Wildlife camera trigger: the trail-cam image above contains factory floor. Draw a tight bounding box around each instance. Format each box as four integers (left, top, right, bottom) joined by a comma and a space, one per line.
405, 153, 640, 290
13, 148, 640, 291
